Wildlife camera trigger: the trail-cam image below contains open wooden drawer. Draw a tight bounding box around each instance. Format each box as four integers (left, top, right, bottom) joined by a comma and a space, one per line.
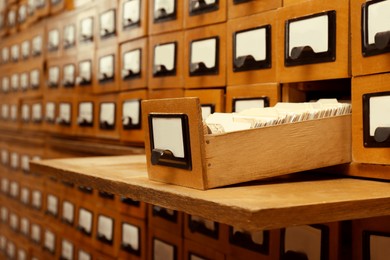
142, 97, 352, 190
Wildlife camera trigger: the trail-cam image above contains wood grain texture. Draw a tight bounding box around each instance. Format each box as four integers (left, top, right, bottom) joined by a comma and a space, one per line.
184, 88, 226, 113
30, 155, 390, 231
228, 0, 282, 19
183, 0, 226, 29
204, 115, 351, 188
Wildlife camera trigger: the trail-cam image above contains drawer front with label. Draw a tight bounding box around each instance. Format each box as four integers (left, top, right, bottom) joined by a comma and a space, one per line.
277, 0, 349, 82
352, 73, 390, 169
148, 31, 184, 89
97, 1, 118, 45
77, 7, 97, 47
351, 0, 390, 76
118, 0, 148, 43
120, 38, 148, 91
148, 227, 183, 260
184, 23, 226, 89
149, 0, 183, 35
119, 90, 148, 144
227, 10, 277, 86
95, 94, 119, 140
184, 88, 225, 118
94, 45, 119, 94
183, 0, 226, 29
118, 214, 146, 259
76, 96, 95, 137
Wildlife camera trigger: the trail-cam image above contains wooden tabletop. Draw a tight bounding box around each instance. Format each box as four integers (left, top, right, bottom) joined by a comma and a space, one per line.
31, 155, 390, 231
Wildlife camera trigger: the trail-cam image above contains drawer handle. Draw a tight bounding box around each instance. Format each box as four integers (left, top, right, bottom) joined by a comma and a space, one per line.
62, 80, 74, 88
48, 81, 58, 88
100, 120, 115, 130
190, 0, 216, 13
78, 117, 92, 127
151, 148, 175, 165
152, 205, 177, 222
190, 62, 212, 74
56, 118, 69, 126
99, 72, 113, 82
153, 64, 173, 76
234, 55, 259, 70
81, 33, 92, 41
121, 243, 139, 254
155, 8, 169, 20
122, 69, 139, 79
290, 46, 315, 60
63, 39, 73, 49
374, 127, 390, 143
76, 76, 91, 85
375, 31, 390, 50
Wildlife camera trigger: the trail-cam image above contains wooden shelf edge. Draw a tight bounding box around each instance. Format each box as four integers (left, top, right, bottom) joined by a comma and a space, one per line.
30, 155, 390, 231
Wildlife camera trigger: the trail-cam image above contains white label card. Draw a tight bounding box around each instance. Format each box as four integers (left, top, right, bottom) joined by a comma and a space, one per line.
21, 218, 29, 235
370, 234, 390, 260
2, 104, 9, 119
1, 178, 8, 193
11, 44, 19, 60
49, 66, 60, 84
32, 36, 43, 55
191, 38, 217, 68
10, 213, 18, 229
369, 95, 390, 136
47, 194, 58, 215
154, 239, 175, 260
152, 117, 185, 158
100, 9, 116, 36
6, 242, 15, 258
123, 100, 140, 125
0, 235, 5, 251
10, 105, 17, 121
30, 69, 40, 87
154, 0, 175, 16
21, 155, 30, 171
99, 55, 115, 79
49, 30, 60, 49
234, 99, 266, 113
20, 73, 28, 90
2, 77, 9, 92
63, 64, 75, 84
31, 224, 41, 242
97, 215, 114, 240
62, 201, 74, 223
62, 239, 74, 260
78, 208, 92, 233
80, 17, 93, 40
154, 43, 175, 70
59, 103, 71, 123
10, 182, 19, 197
289, 14, 329, 56
46, 102, 56, 121
32, 103, 42, 121
2, 47, 9, 62
123, 0, 141, 25
236, 28, 267, 61
21, 187, 30, 203
21, 40, 30, 58
18, 5, 27, 22
284, 226, 322, 260
1, 150, 8, 165
368, 0, 390, 45
78, 250, 91, 260
32, 190, 42, 208
64, 24, 75, 46
201, 106, 212, 120
11, 153, 19, 168
11, 74, 18, 90
8, 10, 16, 25
18, 249, 27, 260
123, 49, 141, 76
100, 103, 115, 125
191, 216, 215, 230
0, 207, 8, 221
22, 104, 30, 121
78, 102, 93, 123
44, 230, 55, 252
122, 223, 139, 250
78, 60, 92, 82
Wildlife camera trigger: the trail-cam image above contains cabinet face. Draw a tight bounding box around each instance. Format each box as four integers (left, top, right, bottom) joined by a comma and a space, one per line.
122, 48, 141, 79
100, 9, 116, 39
122, 0, 141, 29
63, 24, 76, 49
80, 16, 94, 43
77, 60, 92, 85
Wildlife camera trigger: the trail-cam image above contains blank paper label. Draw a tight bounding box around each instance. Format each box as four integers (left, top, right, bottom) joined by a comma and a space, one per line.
368, 1, 390, 45
191, 38, 217, 68
152, 117, 185, 158
284, 226, 322, 260
154, 43, 175, 71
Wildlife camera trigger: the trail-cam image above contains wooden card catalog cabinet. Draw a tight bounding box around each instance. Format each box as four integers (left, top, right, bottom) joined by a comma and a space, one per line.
94, 46, 119, 94
7, 5, 17, 34
1, 74, 10, 93
47, 24, 61, 58
118, 0, 147, 42
95, 212, 119, 257
95, 94, 119, 139
226, 83, 280, 112
11, 43, 19, 63
35, 0, 49, 18
77, 206, 94, 237
62, 200, 75, 226
149, 31, 183, 89
29, 67, 41, 90
352, 74, 390, 173
227, 11, 276, 86
31, 189, 43, 210
277, 0, 349, 82
9, 181, 20, 198
78, 8, 96, 46
31, 31, 44, 58
48, 62, 60, 89
118, 215, 146, 259
62, 62, 76, 89
228, 0, 281, 19
142, 97, 351, 189
20, 186, 30, 205
20, 217, 30, 238
31, 222, 42, 245
1, 45, 9, 64
149, 227, 183, 260
184, 0, 226, 29
18, 2, 28, 29
44, 100, 57, 132
63, 19, 76, 55
149, 0, 183, 35
149, 205, 183, 235
45, 193, 59, 218
184, 89, 225, 118
120, 38, 147, 91
351, 0, 390, 76
76, 97, 95, 137
119, 90, 147, 144
184, 23, 226, 89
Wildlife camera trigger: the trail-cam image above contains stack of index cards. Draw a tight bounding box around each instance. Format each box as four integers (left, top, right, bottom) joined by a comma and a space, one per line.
205, 99, 351, 134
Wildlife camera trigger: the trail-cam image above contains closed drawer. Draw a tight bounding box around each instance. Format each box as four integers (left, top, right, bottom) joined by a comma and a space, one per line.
93, 207, 121, 257
46, 16, 62, 59
148, 227, 183, 260
148, 204, 183, 236
97, 1, 118, 47
75, 95, 95, 137
184, 88, 225, 117
117, 214, 147, 260
148, 88, 184, 99
184, 239, 226, 260
148, 0, 183, 35
77, 4, 97, 49
117, 0, 148, 43
94, 43, 119, 94
76, 48, 94, 94
228, 0, 281, 19
94, 94, 120, 140
183, 0, 227, 29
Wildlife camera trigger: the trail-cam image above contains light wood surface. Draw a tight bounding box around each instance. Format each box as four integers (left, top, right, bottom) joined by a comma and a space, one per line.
31, 155, 390, 231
